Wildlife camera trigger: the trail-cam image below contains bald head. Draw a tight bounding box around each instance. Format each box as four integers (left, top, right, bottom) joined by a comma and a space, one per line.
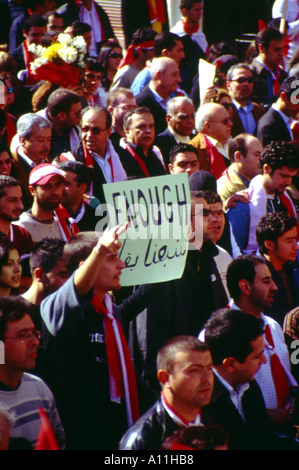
195, 103, 232, 145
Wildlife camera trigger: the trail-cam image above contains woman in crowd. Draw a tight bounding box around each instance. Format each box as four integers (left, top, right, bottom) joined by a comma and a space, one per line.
0, 236, 22, 297
97, 40, 123, 105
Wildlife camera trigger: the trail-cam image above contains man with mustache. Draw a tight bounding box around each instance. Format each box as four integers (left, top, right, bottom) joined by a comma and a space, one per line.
11, 113, 52, 210
14, 163, 71, 243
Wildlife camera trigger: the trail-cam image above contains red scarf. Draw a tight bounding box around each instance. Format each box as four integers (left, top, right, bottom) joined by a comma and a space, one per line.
118, 40, 155, 69
91, 295, 140, 425
5, 113, 16, 145
54, 204, 73, 240
162, 392, 201, 427
264, 324, 290, 407
202, 134, 227, 180
83, 144, 115, 180
123, 142, 150, 177
182, 19, 200, 36
22, 41, 39, 85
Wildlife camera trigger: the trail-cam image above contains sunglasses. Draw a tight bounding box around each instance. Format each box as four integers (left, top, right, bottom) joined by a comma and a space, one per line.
109, 52, 123, 59
209, 118, 231, 125
230, 77, 254, 84
81, 126, 107, 135
221, 103, 234, 110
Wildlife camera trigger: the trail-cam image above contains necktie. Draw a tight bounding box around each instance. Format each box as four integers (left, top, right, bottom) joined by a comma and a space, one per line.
264, 323, 290, 407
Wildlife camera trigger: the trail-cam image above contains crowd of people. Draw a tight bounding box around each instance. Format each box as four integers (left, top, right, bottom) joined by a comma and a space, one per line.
0, 0, 299, 452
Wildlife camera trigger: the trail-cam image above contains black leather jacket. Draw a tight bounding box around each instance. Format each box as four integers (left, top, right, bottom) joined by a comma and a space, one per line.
118, 398, 215, 450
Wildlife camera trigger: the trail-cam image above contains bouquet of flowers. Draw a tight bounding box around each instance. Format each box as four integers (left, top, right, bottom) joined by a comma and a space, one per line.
28, 33, 87, 87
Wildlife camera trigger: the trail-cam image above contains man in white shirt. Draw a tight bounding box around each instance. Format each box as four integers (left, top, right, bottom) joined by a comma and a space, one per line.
226, 255, 298, 430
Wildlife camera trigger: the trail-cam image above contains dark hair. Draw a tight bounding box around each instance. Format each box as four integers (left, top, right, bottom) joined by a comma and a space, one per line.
71, 20, 91, 36
47, 89, 81, 118
0, 176, 21, 199
0, 109, 7, 130
256, 212, 297, 255
226, 255, 268, 301
29, 237, 65, 275
81, 105, 112, 129
157, 335, 209, 375
63, 231, 100, 273
0, 296, 34, 340
259, 141, 299, 172
226, 63, 253, 82
160, 425, 229, 450
85, 58, 103, 73
180, 0, 202, 12
98, 40, 121, 91
131, 26, 156, 46
228, 133, 250, 162
123, 106, 152, 130
255, 27, 284, 53
0, 234, 19, 273
154, 31, 181, 57
23, 14, 47, 33
0, 143, 11, 158
190, 189, 222, 205
204, 308, 264, 364
169, 143, 198, 164
58, 160, 93, 191
279, 75, 299, 99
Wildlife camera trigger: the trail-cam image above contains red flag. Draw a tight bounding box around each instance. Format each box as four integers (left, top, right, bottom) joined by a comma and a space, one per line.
35, 408, 60, 450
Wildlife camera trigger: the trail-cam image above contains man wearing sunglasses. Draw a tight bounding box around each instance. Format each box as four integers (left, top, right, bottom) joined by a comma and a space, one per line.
0, 296, 65, 449
70, 106, 126, 203
190, 102, 232, 179
226, 64, 265, 138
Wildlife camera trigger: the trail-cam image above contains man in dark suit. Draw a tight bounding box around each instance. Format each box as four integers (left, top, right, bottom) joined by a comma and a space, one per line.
135, 57, 182, 136
226, 63, 265, 137
155, 96, 196, 167
257, 75, 299, 146
203, 308, 276, 450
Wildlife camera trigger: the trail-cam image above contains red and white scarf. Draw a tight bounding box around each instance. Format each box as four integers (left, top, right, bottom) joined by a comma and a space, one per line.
91, 293, 140, 425
119, 138, 166, 177
161, 392, 202, 427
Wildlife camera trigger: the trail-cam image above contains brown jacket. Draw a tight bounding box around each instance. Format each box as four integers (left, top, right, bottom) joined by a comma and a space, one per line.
230, 101, 265, 137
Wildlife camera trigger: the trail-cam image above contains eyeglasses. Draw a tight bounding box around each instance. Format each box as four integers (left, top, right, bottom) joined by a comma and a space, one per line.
221, 103, 234, 110
0, 157, 12, 167
4, 329, 41, 343
209, 118, 231, 125
109, 52, 123, 59
230, 77, 253, 84
177, 113, 196, 121
81, 126, 107, 135
191, 209, 225, 217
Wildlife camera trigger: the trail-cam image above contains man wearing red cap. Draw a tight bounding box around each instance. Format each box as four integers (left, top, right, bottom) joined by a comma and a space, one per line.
14, 163, 71, 243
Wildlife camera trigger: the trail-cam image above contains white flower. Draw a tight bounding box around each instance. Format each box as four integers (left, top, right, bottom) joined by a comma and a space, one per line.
72, 35, 87, 53
58, 45, 78, 64
30, 57, 47, 73
28, 44, 47, 57
57, 33, 72, 46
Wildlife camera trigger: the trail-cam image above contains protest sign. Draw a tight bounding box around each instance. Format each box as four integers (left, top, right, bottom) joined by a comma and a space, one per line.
100, 174, 192, 286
